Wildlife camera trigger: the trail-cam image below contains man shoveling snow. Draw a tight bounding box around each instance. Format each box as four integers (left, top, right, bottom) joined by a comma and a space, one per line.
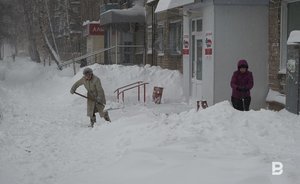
70, 67, 111, 127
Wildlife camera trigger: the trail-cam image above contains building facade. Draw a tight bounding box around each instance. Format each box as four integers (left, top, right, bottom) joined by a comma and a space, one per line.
146, 0, 183, 72
147, 0, 269, 109
65, 0, 300, 111
99, 0, 146, 65
268, 0, 300, 110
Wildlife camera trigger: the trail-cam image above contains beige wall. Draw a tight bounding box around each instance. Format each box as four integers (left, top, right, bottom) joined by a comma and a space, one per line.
87, 35, 105, 64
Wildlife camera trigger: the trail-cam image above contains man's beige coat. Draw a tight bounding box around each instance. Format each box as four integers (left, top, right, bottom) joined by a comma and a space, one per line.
71, 75, 106, 117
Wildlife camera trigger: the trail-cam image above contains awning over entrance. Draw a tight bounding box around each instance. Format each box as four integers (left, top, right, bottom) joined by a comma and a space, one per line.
100, 4, 145, 25
155, 0, 194, 13
287, 30, 300, 45
147, 0, 157, 4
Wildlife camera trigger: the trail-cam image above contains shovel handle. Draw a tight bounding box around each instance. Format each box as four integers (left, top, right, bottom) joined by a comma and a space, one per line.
74, 92, 88, 99
74, 92, 105, 106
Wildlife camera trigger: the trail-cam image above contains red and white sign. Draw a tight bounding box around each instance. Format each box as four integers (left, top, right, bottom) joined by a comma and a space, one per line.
182, 35, 189, 55
205, 32, 213, 57
83, 23, 104, 36
89, 23, 104, 35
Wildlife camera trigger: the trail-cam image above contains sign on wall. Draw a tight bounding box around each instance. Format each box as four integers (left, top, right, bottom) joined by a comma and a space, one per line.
89, 24, 104, 35
182, 35, 189, 55
205, 32, 213, 58
83, 23, 104, 36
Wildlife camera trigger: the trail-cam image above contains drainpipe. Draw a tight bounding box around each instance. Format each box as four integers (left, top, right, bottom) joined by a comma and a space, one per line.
115, 28, 118, 64
152, 4, 155, 66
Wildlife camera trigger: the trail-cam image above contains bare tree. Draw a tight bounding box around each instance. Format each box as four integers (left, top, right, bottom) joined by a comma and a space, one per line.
0, 0, 25, 58
1, 0, 84, 67
22, 0, 42, 62
36, 0, 62, 69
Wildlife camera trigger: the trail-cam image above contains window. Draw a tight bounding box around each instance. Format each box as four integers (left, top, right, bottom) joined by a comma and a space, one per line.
169, 21, 182, 54
156, 24, 164, 54
147, 26, 152, 54
192, 19, 202, 32
281, 1, 300, 70
123, 41, 133, 64
192, 21, 195, 32
196, 39, 203, 80
196, 19, 202, 32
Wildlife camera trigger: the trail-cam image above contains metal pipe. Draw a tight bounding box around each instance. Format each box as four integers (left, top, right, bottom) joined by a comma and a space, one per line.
117, 89, 119, 102
116, 30, 118, 64
114, 81, 143, 93
73, 61, 76, 75
144, 83, 146, 103
138, 85, 140, 101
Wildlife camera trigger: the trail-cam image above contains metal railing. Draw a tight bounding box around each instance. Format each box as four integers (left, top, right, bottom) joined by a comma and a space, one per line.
59, 47, 115, 74
114, 81, 149, 103
59, 45, 144, 75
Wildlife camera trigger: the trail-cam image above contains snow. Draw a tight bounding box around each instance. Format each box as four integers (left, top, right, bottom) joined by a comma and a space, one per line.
155, 0, 194, 13
287, 30, 300, 45
101, 3, 145, 17
266, 89, 286, 105
82, 20, 100, 26
147, 0, 156, 4
100, 2, 145, 25
278, 68, 286, 74
0, 57, 300, 184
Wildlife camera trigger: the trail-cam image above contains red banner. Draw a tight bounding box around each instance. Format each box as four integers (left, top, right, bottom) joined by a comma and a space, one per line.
88, 24, 104, 36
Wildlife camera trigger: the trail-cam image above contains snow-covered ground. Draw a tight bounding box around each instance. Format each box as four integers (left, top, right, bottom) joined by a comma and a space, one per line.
0, 57, 299, 184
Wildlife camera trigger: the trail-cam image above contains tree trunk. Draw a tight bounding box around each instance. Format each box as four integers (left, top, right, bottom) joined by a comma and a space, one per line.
22, 0, 41, 63
42, 32, 62, 70
37, 0, 62, 69
44, 0, 59, 54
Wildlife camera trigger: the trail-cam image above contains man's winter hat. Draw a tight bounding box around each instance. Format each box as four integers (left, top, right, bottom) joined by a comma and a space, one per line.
237, 59, 248, 69
83, 67, 93, 75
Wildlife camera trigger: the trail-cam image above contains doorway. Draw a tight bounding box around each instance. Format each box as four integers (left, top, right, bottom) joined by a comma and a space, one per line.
191, 18, 203, 99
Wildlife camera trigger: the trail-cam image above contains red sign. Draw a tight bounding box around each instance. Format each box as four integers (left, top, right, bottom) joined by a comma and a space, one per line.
88, 24, 104, 36
205, 32, 213, 56
205, 48, 212, 55
182, 49, 189, 55
182, 35, 189, 55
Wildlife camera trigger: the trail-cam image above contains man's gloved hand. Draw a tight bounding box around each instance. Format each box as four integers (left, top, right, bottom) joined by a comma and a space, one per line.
70, 89, 75, 94
237, 86, 248, 92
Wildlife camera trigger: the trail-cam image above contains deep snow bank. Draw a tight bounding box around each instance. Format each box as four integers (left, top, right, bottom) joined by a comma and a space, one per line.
72, 64, 184, 103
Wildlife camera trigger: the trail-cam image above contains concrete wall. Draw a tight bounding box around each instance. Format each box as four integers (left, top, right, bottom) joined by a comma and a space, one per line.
87, 36, 105, 64
202, 4, 215, 106
213, 4, 269, 109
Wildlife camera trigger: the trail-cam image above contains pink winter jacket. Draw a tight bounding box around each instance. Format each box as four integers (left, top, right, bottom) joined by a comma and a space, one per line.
230, 60, 254, 99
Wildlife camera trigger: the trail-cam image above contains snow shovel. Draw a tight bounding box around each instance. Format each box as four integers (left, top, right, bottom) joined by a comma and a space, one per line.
74, 92, 122, 111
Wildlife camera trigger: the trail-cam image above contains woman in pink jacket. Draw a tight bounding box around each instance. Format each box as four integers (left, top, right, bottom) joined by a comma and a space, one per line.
230, 59, 254, 111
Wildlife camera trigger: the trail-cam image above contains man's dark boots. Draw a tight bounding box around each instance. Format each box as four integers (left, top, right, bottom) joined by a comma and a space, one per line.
104, 111, 111, 122
89, 115, 96, 127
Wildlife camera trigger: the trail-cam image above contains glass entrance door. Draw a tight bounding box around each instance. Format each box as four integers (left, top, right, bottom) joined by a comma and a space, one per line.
191, 18, 203, 81
191, 18, 203, 99
195, 39, 203, 80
